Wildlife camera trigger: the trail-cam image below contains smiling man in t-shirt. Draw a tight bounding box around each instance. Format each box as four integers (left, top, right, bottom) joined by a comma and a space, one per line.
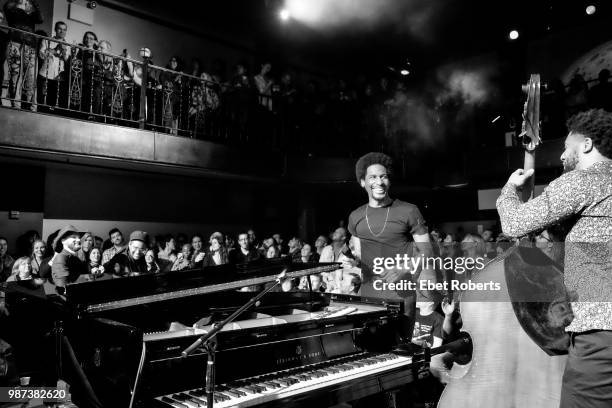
348, 152, 436, 334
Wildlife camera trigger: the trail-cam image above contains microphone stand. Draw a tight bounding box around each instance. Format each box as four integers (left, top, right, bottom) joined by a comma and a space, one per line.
181, 270, 287, 408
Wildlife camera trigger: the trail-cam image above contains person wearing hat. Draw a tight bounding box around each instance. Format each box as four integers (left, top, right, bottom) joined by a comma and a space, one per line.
51, 225, 86, 289
103, 231, 148, 276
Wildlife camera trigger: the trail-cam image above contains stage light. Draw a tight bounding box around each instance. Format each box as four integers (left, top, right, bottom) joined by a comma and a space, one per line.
400, 69, 410, 76
279, 8, 291, 21
586, 5, 596, 15
508, 30, 519, 40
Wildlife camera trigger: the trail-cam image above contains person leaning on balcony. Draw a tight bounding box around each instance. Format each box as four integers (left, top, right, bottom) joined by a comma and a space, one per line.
37, 21, 70, 110
0, 11, 8, 95
3, 0, 43, 110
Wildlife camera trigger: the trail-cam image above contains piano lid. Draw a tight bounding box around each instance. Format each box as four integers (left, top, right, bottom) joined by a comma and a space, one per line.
65, 259, 341, 313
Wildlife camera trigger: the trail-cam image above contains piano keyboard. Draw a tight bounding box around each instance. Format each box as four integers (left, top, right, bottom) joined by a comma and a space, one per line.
155, 352, 411, 408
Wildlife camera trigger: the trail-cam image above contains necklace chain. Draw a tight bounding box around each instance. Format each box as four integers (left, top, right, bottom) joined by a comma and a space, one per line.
365, 205, 390, 237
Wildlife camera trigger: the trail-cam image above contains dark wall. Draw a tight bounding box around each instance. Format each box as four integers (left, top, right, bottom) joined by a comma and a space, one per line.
0, 164, 45, 212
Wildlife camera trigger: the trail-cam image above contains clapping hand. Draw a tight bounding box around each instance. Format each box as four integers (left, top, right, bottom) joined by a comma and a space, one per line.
441, 298, 456, 316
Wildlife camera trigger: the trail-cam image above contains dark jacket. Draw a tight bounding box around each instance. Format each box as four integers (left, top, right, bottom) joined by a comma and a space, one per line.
52, 249, 86, 286
3, 0, 43, 47
104, 252, 147, 276
229, 248, 260, 265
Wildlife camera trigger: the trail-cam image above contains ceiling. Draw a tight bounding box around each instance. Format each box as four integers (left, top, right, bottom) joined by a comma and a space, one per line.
103, 0, 612, 76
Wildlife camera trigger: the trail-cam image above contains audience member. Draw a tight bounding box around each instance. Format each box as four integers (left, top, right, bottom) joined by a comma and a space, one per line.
29, 239, 46, 275
265, 244, 280, 259
144, 249, 160, 273
37, 21, 70, 110
588, 69, 612, 112
172, 243, 192, 271
94, 235, 104, 249
300, 243, 318, 263
77, 232, 94, 263
0, 11, 8, 92
3, 0, 43, 109
203, 232, 228, 266
102, 228, 126, 264
85, 247, 105, 278
6, 257, 33, 282
230, 232, 260, 264
158, 234, 177, 262
253, 62, 273, 111
104, 230, 148, 276
313, 235, 328, 256
190, 234, 206, 268
272, 233, 287, 255
340, 272, 361, 295
0, 237, 15, 282
287, 237, 303, 263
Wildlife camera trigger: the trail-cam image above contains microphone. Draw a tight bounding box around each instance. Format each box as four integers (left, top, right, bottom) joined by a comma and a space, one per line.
276, 269, 287, 283
181, 326, 215, 358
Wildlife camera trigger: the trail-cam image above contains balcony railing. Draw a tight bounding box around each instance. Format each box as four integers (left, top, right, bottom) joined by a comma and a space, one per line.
0, 25, 287, 147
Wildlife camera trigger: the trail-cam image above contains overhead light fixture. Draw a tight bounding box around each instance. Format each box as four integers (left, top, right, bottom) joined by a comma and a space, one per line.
279, 8, 290, 21
586, 5, 596, 15
87, 1, 97, 9
508, 30, 519, 40
400, 69, 410, 76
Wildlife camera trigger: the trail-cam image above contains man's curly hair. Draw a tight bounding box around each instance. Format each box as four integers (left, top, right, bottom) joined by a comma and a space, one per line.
566, 109, 612, 158
355, 152, 393, 183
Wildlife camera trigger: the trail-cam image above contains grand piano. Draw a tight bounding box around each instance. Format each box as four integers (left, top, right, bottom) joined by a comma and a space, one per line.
5, 259, 417, 408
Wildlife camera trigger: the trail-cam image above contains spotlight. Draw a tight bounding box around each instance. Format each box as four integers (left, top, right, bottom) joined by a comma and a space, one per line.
400, 69, 410, 76
87, 1, 97, 9
279, 8, 290, 21
508, 30, 519, 40
586, 5, 596, 15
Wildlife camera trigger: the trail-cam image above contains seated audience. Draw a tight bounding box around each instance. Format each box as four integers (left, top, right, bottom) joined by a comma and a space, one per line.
103, 231, 148, 276
158, 234, 177, 263
145, 249, 160, 273
77, 232, 94, 263
287, 237, 303, 262
0, 237, 14, 282
172, 243, 192, 271
340, 272, 361, 295
29, 239, 46, 275
102, 228, 127, 264
265, 244, 280, 259
230, 232, 260, 264
86, 247, 105, 276
6, 257, 34, 282
300, 243, 318, 263
314, 235, 328, 257
203, 232, 229, 267
190, 234, 206, 268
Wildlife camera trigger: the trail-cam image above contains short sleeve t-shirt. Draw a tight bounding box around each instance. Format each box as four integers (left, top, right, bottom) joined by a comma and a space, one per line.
412, 311, 444, 346
348, 199, 427, 288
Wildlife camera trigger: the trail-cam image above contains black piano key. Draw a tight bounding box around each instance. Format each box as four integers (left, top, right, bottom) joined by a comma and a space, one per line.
221, 389, 242, 398
162, 396, 189, 408
187, 393, 208, 404
261, 381, 280, 389
214, 392, 231, 402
